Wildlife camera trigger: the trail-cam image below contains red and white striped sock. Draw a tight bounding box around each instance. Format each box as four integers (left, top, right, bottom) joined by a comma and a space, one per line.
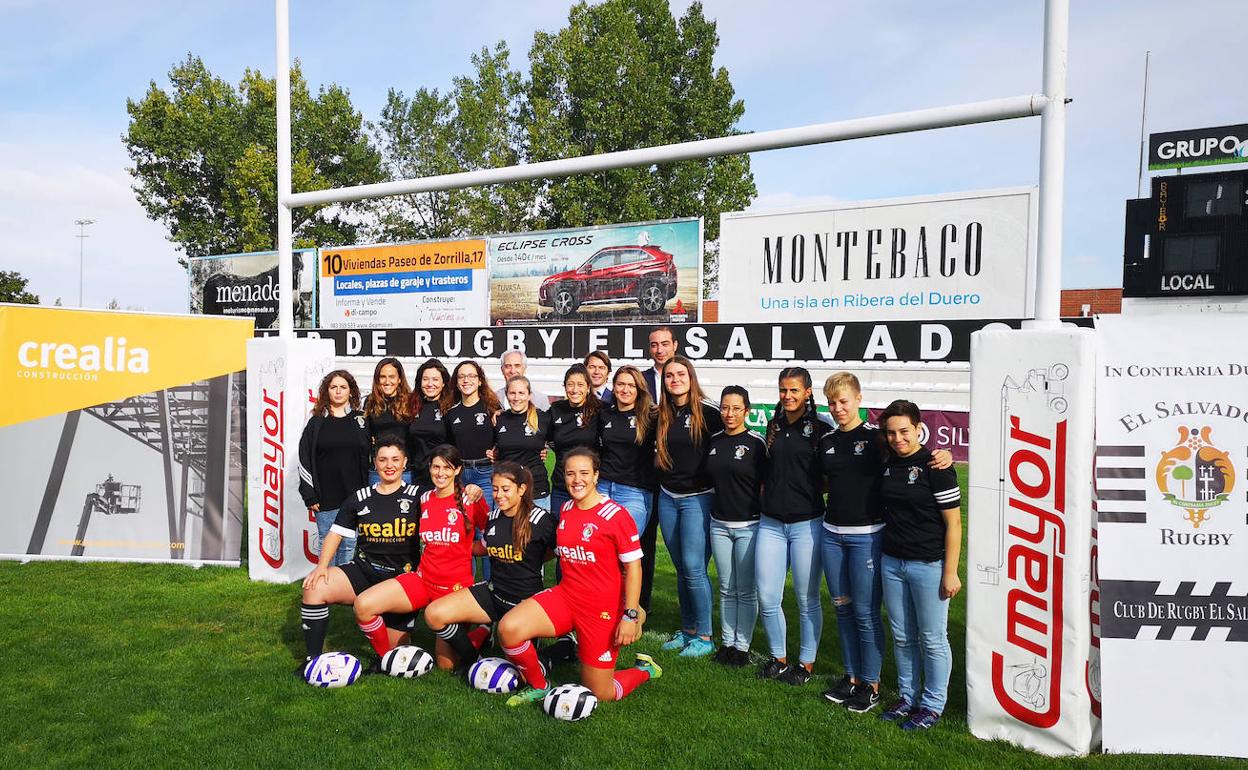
611, 667, 649, 700
467, 625, 490, 651
358, 615, 390, 657
502, 640, 548, 690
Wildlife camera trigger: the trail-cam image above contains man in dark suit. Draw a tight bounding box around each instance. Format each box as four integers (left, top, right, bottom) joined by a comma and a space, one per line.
637, 325, 678, 611
583, 350, 613, 406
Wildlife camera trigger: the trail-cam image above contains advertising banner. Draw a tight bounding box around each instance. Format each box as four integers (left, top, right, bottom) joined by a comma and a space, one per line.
0, 305, 252, 564
966, 326, 1100, 756
318, 239, 488, 329
718, 188, 1036, 323
488, 218, 702, 325
1095, 314, 1248, 759
867, 407, 969, 462
269, 318, 1091, 363
1148, 123, 1248, 171
246, 336, 336, 584
189, 249, 317, 329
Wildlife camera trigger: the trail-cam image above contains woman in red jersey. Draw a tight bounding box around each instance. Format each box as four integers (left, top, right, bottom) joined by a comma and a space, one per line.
497, 447, 662, 706
352, 444, 488, 667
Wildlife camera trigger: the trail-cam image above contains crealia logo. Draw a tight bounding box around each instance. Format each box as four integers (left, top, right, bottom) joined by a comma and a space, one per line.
992, 414, 1066, 729
16, 336, 150, 378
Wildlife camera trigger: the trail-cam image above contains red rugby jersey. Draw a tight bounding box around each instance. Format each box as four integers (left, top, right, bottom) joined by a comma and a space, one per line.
416, 489, 488, 589
555, 497, 643, 610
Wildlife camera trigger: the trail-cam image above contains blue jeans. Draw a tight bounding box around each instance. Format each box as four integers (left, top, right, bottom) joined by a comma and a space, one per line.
822, 529, 885, 685
315, 508, 355, 566
550, 490, 570, 520
709, 520, 758, 651
596, 481, 652, 533
368, 469, 413, 487
882, 554, 952, 713
657, 490, 713, 638
756, 515, 823, 665
461, 464, 495, 510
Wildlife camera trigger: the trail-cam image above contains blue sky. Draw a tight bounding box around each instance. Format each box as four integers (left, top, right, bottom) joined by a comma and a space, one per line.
1, 1, 1242, 311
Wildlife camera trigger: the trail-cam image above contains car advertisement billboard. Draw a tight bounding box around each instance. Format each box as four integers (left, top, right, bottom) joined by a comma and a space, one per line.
318, 239, 489, 329
188, 249, 317, 329
488, 218, 702, 325
717, 188, 1036, 324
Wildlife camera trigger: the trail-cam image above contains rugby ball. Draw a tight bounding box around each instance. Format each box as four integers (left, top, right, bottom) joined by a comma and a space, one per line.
303, 652, 362, 688
468, 657, 521, 694
543, 684, 599, 722
381, 645, 435, 678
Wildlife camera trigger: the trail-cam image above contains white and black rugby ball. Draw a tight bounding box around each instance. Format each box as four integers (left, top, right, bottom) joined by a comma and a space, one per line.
468, 657, 521, 694
381, 645, 435, 678
303, 652, 362, 688
543, 684, 599, 721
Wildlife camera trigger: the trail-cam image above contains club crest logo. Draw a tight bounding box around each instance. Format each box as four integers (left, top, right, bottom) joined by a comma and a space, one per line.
355, 416, 366, 429
854, 441, 866, 455
475, 413, 486, 426
683, 414, 691, 429
582, 523, 598, 541
434, 409, 442, 421
398, 499, 411, 514
802, 423, 813, 438
447, 510, 459, 526
907, 467, 920, 485
628, 416, 636, 429
1155, 425, 1235, 528
575, 414, 583, 428
734, 445, 748, 460
524, 425, 534, 436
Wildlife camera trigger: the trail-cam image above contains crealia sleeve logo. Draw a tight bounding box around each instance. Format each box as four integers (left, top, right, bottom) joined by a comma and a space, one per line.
0, 306, 252, 427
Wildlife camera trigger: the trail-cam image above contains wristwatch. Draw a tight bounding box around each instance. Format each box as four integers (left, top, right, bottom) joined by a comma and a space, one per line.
622, 608, 640, 622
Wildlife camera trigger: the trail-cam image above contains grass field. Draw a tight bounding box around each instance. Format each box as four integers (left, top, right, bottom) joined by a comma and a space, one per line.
0, 467, 1233, 769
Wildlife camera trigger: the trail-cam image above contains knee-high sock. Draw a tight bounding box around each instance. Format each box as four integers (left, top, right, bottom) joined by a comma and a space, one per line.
502, 640, 548, 690
358, 615, 391, 657
468, 625, 491, 651
436, 623, 479, 666
611, 667, 650, 700
301, 603, 330, 659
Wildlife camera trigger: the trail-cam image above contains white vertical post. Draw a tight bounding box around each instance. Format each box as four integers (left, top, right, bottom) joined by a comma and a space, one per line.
1031, 0, 1069, 326
275, 0, 294, 338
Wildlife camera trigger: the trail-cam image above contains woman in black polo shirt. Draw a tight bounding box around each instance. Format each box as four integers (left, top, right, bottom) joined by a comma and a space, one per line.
445, 359, 501, 509
492, 375, 552, 513
547, 363, 602, 516
654, 355, 722, 658
406, 358, 453, 488
756, 366, 831, 686
363, 357, 412, 485
704, 385, 765, 667
875, 399, 962, 732
297, 369, 371, 567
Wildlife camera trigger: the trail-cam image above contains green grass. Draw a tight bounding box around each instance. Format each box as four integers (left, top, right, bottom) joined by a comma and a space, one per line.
0, 467, 1232, 768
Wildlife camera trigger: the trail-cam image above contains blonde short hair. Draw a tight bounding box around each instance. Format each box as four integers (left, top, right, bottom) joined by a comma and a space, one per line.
823, 371, 862, 401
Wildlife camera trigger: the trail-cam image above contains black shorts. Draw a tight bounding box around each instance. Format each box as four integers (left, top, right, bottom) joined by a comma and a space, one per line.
469, 582, 524, 624
340, 560, 417, 632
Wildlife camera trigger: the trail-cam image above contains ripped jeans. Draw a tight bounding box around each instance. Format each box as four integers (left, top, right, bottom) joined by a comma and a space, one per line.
821, 528, 885, 685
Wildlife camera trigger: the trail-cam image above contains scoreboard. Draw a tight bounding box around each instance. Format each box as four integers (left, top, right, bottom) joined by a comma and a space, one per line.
1122, 168, 1248, 298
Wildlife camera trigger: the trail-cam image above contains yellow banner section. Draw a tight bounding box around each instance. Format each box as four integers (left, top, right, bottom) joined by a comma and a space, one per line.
0, 305, 252, 427
319, 240, 487, 278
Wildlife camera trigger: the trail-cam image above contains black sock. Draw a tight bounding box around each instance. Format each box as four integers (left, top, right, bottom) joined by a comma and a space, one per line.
301, 603, 330, 659
435, 623, 479, 668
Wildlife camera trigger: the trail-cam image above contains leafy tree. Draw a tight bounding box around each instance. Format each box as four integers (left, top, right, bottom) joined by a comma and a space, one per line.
1171, 464, 1193, 498
526, 0, 756, 287
0, 271, 39, 304
124, 55, 382, 260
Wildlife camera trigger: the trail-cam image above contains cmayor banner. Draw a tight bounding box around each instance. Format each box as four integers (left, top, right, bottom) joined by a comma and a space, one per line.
966, 326, 1099, 755
718, 188, 1036, 323
246, 336, 336, 583
0, 305, 252, 565
263, 318, 1090, 363
1094, 314, 1248, 759
189, 248, 317, 329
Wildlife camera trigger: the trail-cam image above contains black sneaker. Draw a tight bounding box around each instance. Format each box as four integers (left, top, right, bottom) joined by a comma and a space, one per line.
711, 646, 736, 665
778, 664, 813, 686
727, 648, 751, 668
845, 682, 881, 713
758, 657, 790, 680
822, 674, 855, 704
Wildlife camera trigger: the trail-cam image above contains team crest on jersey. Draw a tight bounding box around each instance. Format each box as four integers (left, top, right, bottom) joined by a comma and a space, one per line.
581, 523, 597, 541
802, 423, 813, 437
575, 414, 583, 428
907, 467, 920, 485
399, 499, 411, 514
524, 424, 534, 436
599, 611, 611, 621
854, 441, 866, 455
447, 510, 459, 526
475, 413, 486, 426
734, 445, 748, 460
434, 409, 442, 421
683, 414, 691, 428
628, 416, 636, 429
355, 416, 366, 429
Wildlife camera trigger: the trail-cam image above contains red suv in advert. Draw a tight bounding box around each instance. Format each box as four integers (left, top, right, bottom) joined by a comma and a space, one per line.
538, 244, 678, 317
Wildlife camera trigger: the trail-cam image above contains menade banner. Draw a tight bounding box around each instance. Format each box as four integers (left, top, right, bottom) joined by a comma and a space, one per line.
189, 248, 317, 329
718, 187, 1036, 324
262, 318, 1090, 363
1095, 314, 1248, 759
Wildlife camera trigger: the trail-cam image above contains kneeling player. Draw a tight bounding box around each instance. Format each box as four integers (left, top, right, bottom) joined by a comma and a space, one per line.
424, 461, 557, 671
498, 447, 660, 706
300, 437, 421, 663
352, 444, 488, 668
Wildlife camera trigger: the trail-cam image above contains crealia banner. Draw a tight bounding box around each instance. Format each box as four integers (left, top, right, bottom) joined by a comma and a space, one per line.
1095, 314, 1248, 759
966, 326, 1100, 756
0, 305, 252, 564
246, 337, 336, 583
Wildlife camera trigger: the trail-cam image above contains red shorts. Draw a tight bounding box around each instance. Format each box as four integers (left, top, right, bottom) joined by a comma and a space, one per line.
395, 572, 464, 611
533, 585, 622, 669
